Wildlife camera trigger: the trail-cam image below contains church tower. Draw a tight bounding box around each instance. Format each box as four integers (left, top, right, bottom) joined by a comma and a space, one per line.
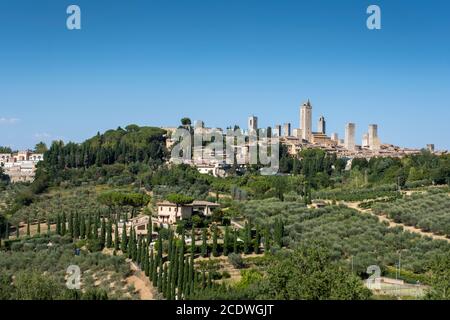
300, 100, 312, 141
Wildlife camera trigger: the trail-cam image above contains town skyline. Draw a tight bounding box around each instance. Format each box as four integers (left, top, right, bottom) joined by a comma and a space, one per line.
1, 98, 446, 153
1, 0, 449, 150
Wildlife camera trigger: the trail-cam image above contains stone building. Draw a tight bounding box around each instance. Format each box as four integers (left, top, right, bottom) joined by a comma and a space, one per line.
0, 150, 44, 183
274, 125, 282, 137
368, 124, 380, 151
318, 115, 326, 134
283, 123, 291, 137
248, 115, 258, 134
157, 200, 220, 225
345, 123, 356, 151
300, 100, 312, 141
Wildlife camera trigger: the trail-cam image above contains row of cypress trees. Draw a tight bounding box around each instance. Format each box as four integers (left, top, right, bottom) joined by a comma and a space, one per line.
8, 214, 283, 300
124, 219, 284, 300
52, 212, 155, 252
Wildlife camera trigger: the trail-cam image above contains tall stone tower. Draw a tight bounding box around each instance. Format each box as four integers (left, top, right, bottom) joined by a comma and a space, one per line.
274, 125, 282, 137
368, 124, 380, 150
318, 116, 326, 134
283, 123, 291, 137
248, 115, 258, 134
300, 100, 312, 141
331, 133, 339, 142
345, 123, 356, 151
362, 133, 369, 148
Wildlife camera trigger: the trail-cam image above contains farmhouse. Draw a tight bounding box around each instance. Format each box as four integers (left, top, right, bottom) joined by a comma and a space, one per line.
157, 200, 220, 224
118, 215, 158, 239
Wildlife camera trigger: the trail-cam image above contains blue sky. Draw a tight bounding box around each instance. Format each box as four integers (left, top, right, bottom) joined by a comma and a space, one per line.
0, 0, 449, 151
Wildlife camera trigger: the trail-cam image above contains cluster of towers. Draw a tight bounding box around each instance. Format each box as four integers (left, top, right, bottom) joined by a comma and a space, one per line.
247, 100, 382, 152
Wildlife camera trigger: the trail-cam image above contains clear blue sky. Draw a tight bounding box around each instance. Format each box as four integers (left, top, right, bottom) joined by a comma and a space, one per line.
0, 0, 449, 151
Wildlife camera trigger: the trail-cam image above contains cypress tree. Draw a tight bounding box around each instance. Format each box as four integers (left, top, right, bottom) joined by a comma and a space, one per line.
100, 217, 106, 249
132, 230, 138, 261
74, 212, 80, 239
80, 215, 85, 239
183, 258, 189, 298
167, 247, 174, 299
86, 214, 92, 239
167, 230, 173, 261
233, 230, 238, 254
201, 269, 206, 289
244, 222, 251, 254
96, 212, 101, 228
162, 263, 169, 298
5, 222, 9, 240
274, 219, 284, 247
146, 222, 152, 244
93, 214, 99, 240
171, 244, 179, 299
120, 223, 127, 253
151, 253, 158, 287
264, 227, 270, 254
106, 219, 113, 248
144, 246, 150, 276
149, 249, 154, 281
254, 224, 261, 254
157, 231, 163, 264
142, 240, 147, 269
16, 224, 19, 238
37, 218, 41, 235
212, 224, 219, 257
223, 226, 230, 256
180, 232, 185, 258
137, 237, 142, 265
56, 214, 61, 235
190, 227, 196, 260
192, 269, 198, 295
68, 212, 73, 238
26, 219, 30, 237
47, 218, 50, 235
128, 228, 134, 259
188, 257, 194, 296
157, 260, 163, 293
201, 228, 207, 257
177, 241, 185, 294
114, 222, 120, 251
61, 212, 67, 236
207, 270, 213, 288
167, 259, 173, 301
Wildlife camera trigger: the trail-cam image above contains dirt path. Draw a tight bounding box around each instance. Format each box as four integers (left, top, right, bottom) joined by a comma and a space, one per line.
343, 201, 450, 243
127, 262, 156, 300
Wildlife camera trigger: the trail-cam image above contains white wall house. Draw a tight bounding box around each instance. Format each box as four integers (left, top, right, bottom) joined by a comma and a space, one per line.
0, 151, 44, 183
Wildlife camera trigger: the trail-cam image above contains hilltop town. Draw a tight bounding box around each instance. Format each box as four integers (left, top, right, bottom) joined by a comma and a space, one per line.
0, 100, 446, 183
163, 100, 445, 177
